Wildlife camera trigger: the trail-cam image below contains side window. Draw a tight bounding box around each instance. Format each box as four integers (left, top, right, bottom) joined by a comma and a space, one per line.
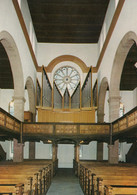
119, 102, 124, 117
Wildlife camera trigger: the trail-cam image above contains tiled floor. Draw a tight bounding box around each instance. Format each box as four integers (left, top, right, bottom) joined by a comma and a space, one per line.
47, 168, 84, 195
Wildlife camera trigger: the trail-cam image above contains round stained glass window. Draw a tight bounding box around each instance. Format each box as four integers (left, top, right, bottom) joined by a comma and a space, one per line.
54, 66, 80, 96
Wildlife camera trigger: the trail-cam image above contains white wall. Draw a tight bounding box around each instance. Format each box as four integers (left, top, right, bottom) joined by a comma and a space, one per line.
120, 91, 134, 114
98, 0, 116, 53
35, 142, 52, 159
57, 144, 74, 168
103, 143, 108, 160
0, 89, 29, 113
0, 0, 37, 90
119, 142, 132, 162
133, 88, 137, 107
97, 0, 137, 92
104, 91, 109, 122
80, 141, 97, 160
37, 43, 98, 68
19, 0, 37, 55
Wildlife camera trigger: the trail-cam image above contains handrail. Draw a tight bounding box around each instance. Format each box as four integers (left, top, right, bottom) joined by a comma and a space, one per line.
112, 106, 137, 133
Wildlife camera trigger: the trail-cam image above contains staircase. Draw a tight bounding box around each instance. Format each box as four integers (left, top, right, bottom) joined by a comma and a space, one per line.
0, 144, 6, 161
126, 142, 137, 163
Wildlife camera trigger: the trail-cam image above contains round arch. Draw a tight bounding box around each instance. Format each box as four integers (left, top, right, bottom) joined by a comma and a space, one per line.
109, 31, 137, 121
25, 76, 36, 118
97, 77, 109, 123
46, 55, 89, 73
0, 31, 24, 120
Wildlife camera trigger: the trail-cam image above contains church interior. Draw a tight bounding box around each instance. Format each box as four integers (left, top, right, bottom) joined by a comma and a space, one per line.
0, 0, 137, 194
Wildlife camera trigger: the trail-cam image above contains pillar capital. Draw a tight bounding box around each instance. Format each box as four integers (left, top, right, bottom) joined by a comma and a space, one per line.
13, 95, 26, 102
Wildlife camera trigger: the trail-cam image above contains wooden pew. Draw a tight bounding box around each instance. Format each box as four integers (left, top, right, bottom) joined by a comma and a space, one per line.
77, 161, 137, 195
0, 159, 57, 195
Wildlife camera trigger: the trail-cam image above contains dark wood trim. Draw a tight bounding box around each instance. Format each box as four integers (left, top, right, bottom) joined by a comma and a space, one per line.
93, 0, 125, 73
12, 0, 39, 70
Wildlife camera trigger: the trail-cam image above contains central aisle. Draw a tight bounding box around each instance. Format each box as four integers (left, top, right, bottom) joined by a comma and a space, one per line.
47, 168, 84, 195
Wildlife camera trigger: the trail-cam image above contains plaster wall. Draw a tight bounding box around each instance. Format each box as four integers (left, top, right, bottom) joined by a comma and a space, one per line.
0, 89, 29, 112
37, 43, 98, 68
120, 91, 134, 114
0, 0, 36, 91
97, 0, 137, 91
80, 141, 97, 160
133, 88, 137, 107
57, 144, 74, 168
18, 0, 37, 55
35, 142, 52, 159
98, 0, 116, 53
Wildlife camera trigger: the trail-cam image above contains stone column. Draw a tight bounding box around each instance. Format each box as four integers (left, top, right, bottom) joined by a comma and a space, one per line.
108, 95, 121, 164
29, 142, 35, 159
13, 96, 25, 162
97, 110, 105, 161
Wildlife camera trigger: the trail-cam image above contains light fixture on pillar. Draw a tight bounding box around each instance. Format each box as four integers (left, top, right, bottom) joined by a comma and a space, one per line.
134, 62, 137, 68
47, 140, 52, 143
80, 140, 84, 144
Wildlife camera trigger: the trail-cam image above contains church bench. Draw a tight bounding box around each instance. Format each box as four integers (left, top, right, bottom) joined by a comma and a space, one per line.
105, 185, 137, 195
78, 162, 137, 195
0, 160, 55, 195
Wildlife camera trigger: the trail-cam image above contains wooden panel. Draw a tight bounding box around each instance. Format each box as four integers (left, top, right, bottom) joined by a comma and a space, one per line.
80, 124, 109, 135
24, 111, 33, 122
119, 117, 127, 130
23, 124, 53, 134
0, 112, 5, 126
128, 111, 137, 127
112, 187, 137, 194
56, 125, 77, 134
38, 108, 95, 123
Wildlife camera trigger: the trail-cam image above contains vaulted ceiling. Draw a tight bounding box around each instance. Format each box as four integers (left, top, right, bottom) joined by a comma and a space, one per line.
0, 0, 136, 91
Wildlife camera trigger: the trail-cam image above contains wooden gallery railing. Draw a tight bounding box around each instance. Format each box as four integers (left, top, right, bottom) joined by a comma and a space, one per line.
0, 107, 21, 140
112, 106, 137, 141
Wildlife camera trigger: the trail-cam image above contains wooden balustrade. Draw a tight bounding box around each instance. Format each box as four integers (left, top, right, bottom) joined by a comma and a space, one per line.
0, 106, 136, 143
0, 107, 21, 135
112, 106, 137, 133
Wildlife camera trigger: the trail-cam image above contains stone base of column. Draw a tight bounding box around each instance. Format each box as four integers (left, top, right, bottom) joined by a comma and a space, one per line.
97, 142, 103, 161
13, 139, 24, 162
108, 140, 119, 164
29, 142, 35, 159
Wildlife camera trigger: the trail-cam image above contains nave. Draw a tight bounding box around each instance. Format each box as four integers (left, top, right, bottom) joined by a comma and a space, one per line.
1, 158, 137, 195
47, 168, 83, 195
